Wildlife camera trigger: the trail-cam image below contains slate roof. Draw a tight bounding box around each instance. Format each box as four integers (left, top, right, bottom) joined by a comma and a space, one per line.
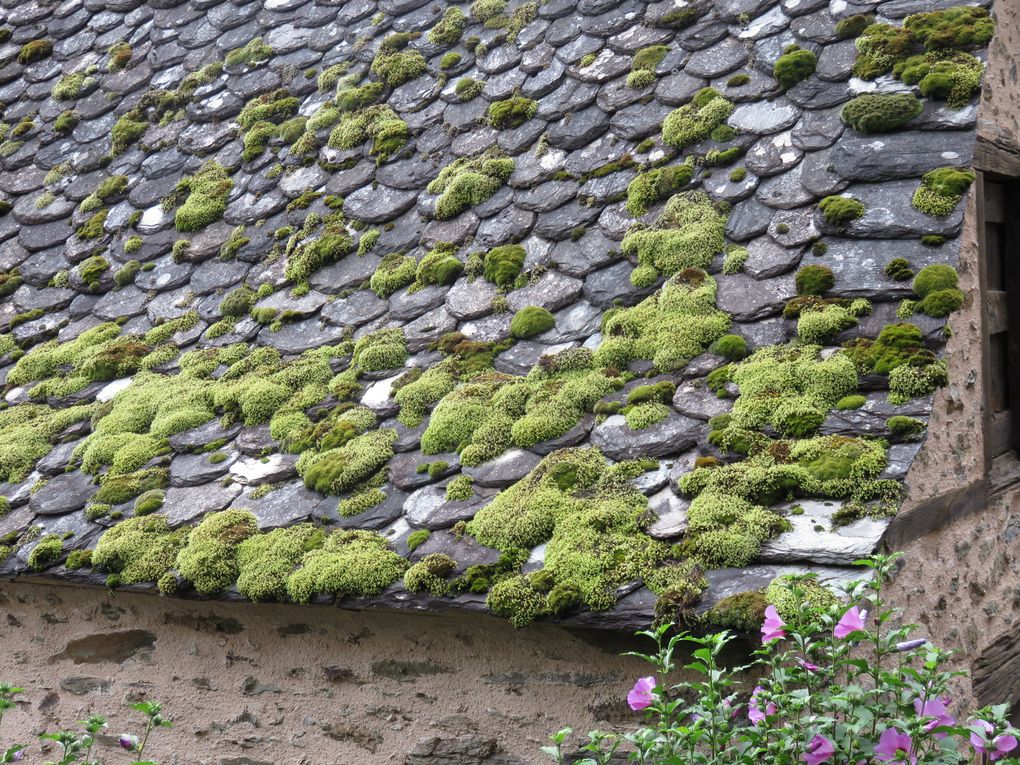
0, 0, 990, 629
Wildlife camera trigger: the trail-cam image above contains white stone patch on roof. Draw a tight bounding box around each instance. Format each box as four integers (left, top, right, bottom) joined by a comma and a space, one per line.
96, 378, 133, 403
138, 205, 167, 233
361, 372, 405, 412
230, 454, 293, 485
759, 500, 889, 565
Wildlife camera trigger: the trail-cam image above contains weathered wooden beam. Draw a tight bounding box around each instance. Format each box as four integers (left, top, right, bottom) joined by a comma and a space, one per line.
974, 628, 1020, 707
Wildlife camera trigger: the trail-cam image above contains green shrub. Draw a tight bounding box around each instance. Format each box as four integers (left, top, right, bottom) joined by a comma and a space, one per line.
840, 93, 923, 134
510, 306, 555, 339
773, 45, 817, 88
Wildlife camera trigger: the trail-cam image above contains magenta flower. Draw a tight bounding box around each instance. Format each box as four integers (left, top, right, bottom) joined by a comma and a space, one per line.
834, 605, 868, 639
874, 728, 916, 765
801, 734, 835, 765
761, 605, 786, 644
798, 658, 820, 673
747, 686, 776, 725
118, 734, 138, 752
971, 720, 1019, 761
11, 749, 25, 762
913, 696, 954, 739
627, 676, 656, 711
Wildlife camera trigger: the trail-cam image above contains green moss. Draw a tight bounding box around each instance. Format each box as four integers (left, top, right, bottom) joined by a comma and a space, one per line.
904, 5, 994, 50
371, 48, 427, 88
487, 96, 538, 129
52, 69, 97, 101
888, 360, 948, 403
655, 7, 706, 30
285, 529, 407, 604
298, 429, 397, 495
111, 111, 148, 155
351, 328, 407, 373
728, 167, 747, 182
17, 39, 52, 65
482, 244, 525, 287
27, 535, 64, 572
844, 322, 934, 375
173, 509, 259, 596
632, 45, 668, 77
702, 590, 768, 631
440, 52, 462, 70
225, 37, 273, 68
78, 256, 110, 287
429, 7, 467, 45
54, 110, 80, 133
853, 23, 914, 79
711, 334, 748, 361
921, 234, 946, 247
107, 41, 132, 72
175, 161, 233, 233
595, 269, 730, 371
427, 151, 514, 220
886, 415, 926, 440
445, 475, 474, 501
77, 209, 108, 240
912, 167, 975, 216
219, 286, 256, 318
455, 77, 484, 102
818, 195, 864, 227
406, 528, 431, 552
622, 192, 727, 284
841, 93, 923, 134
919, 287, 964, 317
765, 574, 837, 622
65, 549, 93, 570
795, 264, 835, 296
913, 263, 958, 298
626, 70, 657, 89
404, 553, 457, 595
93, 514, 189, 585
236, 524, 324, 602
727, 73, 751, 87
885, 258, 914, 281
470, 0, 506, 22
285, 227, 351, 284
328, 104, 409, 163
661, 88, 734, 149
894, 51, 983, 108
835, 394, 866, 410
836, 13, 875, 39
370, 252, 417, 297
510, 306, 555, 339
722, 246, 747, 275
411, 242, 463, 292
625, 161, 695, 218
797, 304, 859, 344
773, 45, 817, 88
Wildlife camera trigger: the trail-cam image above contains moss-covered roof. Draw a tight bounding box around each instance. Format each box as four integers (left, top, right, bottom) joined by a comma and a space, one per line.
0, 0, 991, 630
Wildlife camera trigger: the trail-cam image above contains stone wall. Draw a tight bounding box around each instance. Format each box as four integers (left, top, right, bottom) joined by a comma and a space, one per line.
0, 580, 683, 765
882, 0, 1020, 710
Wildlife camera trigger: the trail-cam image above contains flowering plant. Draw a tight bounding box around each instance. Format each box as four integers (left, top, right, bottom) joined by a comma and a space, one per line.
545, 553, 1020, 764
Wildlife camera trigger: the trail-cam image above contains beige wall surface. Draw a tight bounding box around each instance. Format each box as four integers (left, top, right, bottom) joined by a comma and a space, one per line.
884, 0, 1020, 710
0, 580, 669, 765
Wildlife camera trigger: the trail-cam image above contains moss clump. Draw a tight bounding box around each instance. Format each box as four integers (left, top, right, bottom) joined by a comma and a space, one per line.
352, 329, 408, 372
661, 88, 734, 150
904, 5, 994, 50
111, 111, 148, 155
92, 515, 189, 585
765, 574, 837, 622
78, 256, 110, 288
406, 528, 431, 552
174, 161, 233, 233
429, 7, 467, 45
622, 192, 727, 285
836, 13, 875, 40
840, 93, 923, 134
818, 195, 864, 227
440, 52, 462, 70
795, 264, 835, 296
427, 151, 514, 220
510, 306, 555, 339
17, 39, 52, 65
370, 252, 417, 298
107, 41, 132, 72
77, 209, 108, 240
912, 264, 964, 317
285, 226, 351, 284
445, 475, 474, 501
487, 95, 538, 129
225, 37, 273, 68
175, 509, 259, 597
711, 334, 748, 361
885, 258, 914, 282
703, 590, 769, 631
625, 161, 695, 218
797, 304, 859, 344
236, 524, 325, 602
595, 269, 730, 372
628, 45, 667, 86
327, 104, 409, 163
65, 549, 93, 570
27, 535, 64, 572
844, 322, 934, 375
219, 286, 256, 318
55, 110, 81, 133
371, 48, 427, 88
404, 553, 457, 595
911, 167, 975, 217
133, 489, 164, 516
684, 493, 789, 568
853, 23, 915, 79
722, 246, 747, 275
52, 69, 97, 101
285, 530, 407, 604
482, 244, 525, 288
887, 415, 926, 440
773, 45, 817, 88
411, 242, 463, 292
894, 51, 983, 108
835, 394, 866, 410
455, 77, 484, 102
298, 429, 397, 495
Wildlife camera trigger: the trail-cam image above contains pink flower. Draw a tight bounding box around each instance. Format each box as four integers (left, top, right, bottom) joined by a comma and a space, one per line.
798, 658, 820, 673
627, 676, 656, 711
118, 734, 138, 752
913, 696, 954, 739
801, 734, 835, 765
748, 686, 776, 725
874, 728, 916, 765
971, 720, 1019, 761
834, 605, 868, 639
761, 605, 786, 644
